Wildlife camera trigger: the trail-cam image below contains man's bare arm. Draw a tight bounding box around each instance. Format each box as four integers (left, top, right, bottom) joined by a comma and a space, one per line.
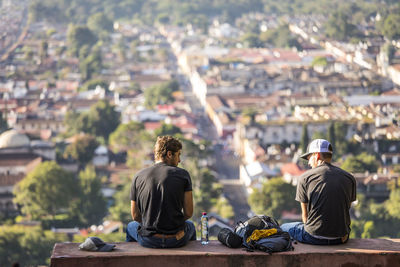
301, 202, 308, 223
131, 200, 142, 223
183, 191, 193, 220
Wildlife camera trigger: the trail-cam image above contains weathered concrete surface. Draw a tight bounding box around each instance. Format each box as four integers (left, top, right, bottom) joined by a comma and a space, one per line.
50, 239, 400, 267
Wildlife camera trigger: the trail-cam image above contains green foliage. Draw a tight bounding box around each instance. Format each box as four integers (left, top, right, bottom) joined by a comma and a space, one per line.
87, 100, 121, 142
0, 225, 65, 266
311, 56, 328, 67
382, 14, 400, 40
81, 79, 109, 92
325, 10, 358, 41
79, 45, 103, 81
69, 165, 107, 226
382, 43, 396, 64
67, 24, 97, 57
154, 123, 182, 137
248, 177, 299, 220
351, 192, 400, 238
109, 121, 146, 152
241, 32, 263, 48
108, 121, 153, 169
241, 107, 258, 124
64, 134, 99, 168
300, 124, 309, 155
39, 41, 48, 61
64, 100, 120, 143
144, 80, 180, 109
327, 122, 336, 150
260, 24, 301, 50
73, 231, 124, 243
340, 152, 380, 173
214, 197, 234, 219
333, 122, 348, 158
14, 161, 78, 219
0, 112, 8, 134
386, 186, 400, 220
87, 12, 114, 35
28, 0, 66, 23
108, 176, 133, 225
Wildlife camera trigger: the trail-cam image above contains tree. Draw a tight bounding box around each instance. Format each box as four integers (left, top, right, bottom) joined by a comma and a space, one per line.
144, 80, 180, 109
65, 101, 120, 143
386, 178, 400, 220
341, 152, 380, 173
109, 121, 146, 152
87, 12, 113, 35
0, 111, 8, 134
327, 122, 336, 153
154, 123, 182, 137
109, 176, 132, 225
300, 124, 309, 154
382, 14, 400, 41
64, 134, 99, 168
325, 10, 357, 41
79, 46, 103, 81
69, 165, 107, 226
0, 225, 64, 266
248, 177, 299, 219
109, 121, 153, 169
80, 79, 109, 92
86, 100, 120, 143
39, 41, 48, 63
382, 43, 396, 64
14, 161, 78, 219
241, 32, 262, 48
333, 122, 348, 157
214, 196, 234, 219
242, 107, 258, 124
67, 24, 97, 57
311, 56, 328, 67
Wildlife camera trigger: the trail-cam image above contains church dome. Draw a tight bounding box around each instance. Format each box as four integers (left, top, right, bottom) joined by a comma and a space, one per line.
0, 129, 30, 149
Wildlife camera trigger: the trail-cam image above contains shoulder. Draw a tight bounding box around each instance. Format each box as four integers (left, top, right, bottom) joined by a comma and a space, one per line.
329, 164, 354, 178
299, 165, 324, 182
173, 166, 191, 178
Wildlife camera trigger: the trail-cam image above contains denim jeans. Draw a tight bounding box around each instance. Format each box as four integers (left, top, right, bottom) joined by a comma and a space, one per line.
280, 222, 346, 245
126, 220, 196, 248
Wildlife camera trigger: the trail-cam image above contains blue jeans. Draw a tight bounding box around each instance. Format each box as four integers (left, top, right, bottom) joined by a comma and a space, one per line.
126, 221, 196, 248
281, 222, 346, 245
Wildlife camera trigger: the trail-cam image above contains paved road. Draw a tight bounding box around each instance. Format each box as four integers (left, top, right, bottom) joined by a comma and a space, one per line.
175, 65, 250, 222
163, 40, 251, 222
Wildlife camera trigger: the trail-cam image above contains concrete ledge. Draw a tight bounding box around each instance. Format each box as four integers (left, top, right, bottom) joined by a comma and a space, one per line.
50, 239, 400, 267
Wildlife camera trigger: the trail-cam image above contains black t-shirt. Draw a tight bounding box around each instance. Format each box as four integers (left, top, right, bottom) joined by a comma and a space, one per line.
130, 162, 192, 236
296, 162, 356, 237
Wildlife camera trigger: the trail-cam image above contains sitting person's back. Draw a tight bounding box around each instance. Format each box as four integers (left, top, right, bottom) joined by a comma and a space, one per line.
281, 139, 356, 245
126, 136, 196, 248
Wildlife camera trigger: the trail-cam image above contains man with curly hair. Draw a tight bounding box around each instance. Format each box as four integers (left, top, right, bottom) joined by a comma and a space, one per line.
126, 136, 196, 248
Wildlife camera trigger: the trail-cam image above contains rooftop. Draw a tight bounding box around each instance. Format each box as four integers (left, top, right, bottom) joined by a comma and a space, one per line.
51, 239, 400, 267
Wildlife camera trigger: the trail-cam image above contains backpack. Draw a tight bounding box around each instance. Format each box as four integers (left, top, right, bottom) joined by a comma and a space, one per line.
234, 215, 293, 254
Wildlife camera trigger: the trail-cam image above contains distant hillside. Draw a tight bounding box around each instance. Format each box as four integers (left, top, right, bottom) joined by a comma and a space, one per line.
28, 0, 395, 27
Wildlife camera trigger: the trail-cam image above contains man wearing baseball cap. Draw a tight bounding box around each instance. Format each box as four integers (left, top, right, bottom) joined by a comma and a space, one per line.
281, 139, 357, 245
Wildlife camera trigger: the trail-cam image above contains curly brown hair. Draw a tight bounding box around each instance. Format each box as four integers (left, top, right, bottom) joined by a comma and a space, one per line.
154, 136, 182, 161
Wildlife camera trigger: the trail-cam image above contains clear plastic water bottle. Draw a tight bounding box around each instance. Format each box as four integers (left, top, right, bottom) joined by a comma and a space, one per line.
201, 212, 209, 245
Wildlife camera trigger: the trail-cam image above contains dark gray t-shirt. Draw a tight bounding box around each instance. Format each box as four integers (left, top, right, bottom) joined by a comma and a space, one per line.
130, 162, 192, 236
296, 163, 356, 237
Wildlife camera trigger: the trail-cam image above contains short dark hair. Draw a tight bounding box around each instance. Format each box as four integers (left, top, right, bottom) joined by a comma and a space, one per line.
320, 144, 333, 160
154, 136, 182, 161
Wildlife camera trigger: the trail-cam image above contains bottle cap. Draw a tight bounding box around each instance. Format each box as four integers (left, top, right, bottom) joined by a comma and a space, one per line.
202, 212, 207, 215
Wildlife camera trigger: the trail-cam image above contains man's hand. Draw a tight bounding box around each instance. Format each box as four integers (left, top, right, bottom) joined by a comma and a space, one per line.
183, 191, 193, 220
131, 200, 142, 222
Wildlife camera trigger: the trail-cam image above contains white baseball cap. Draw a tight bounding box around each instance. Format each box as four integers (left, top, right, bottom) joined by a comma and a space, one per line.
300, 139, 333, 160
